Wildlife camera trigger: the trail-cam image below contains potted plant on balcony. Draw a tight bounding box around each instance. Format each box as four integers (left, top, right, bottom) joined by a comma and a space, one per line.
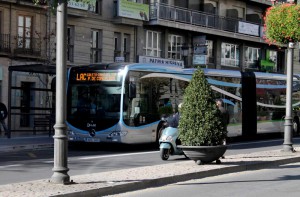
178, 69, 227, 165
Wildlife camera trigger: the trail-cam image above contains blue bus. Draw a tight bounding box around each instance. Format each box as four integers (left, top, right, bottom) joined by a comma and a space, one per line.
66, 63, 300, 144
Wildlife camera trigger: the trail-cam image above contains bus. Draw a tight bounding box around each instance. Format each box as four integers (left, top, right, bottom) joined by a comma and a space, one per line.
66, 62, 300, 144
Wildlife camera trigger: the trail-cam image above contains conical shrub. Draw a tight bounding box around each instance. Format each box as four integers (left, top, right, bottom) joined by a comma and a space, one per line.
178, 69, 227, 146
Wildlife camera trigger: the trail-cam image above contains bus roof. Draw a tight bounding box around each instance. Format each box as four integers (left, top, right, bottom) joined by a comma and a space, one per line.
126, 63, 183, 73
70, 63, 298, 82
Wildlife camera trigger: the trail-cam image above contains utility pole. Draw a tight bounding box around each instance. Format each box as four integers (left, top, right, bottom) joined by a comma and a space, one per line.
50, 1, 70, 184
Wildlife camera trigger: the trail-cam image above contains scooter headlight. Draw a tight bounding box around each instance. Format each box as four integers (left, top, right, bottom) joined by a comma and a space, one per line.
161, 135, 173, 142
166, 136, 173, 142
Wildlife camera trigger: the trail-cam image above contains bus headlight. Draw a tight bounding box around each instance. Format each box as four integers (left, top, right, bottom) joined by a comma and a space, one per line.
108, 130, 128, 137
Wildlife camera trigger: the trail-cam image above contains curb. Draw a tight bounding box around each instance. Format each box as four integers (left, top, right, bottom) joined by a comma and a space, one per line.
0, 144, 54, 152
54, 155, 300, 197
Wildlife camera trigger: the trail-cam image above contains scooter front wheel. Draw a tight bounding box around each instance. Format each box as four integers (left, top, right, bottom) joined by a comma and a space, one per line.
160, 148, 170, 160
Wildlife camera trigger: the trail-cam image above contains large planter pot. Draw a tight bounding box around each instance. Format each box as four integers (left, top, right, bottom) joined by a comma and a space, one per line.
178, 145, 227, 165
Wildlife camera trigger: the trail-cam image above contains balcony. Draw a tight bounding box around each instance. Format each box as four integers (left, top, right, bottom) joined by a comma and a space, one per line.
149, 3, 264, 43
14, 36, 41, 57
0, 33, 11, 53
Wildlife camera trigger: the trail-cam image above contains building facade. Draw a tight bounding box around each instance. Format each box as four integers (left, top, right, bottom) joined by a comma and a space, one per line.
0, 0, 299, 134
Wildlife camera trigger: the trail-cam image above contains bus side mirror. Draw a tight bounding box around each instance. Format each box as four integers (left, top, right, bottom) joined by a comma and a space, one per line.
129, 82, 136, 99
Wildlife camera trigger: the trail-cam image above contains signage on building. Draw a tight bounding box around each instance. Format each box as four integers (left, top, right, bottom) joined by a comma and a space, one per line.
115, 56, 125, 62
68, 0, 96, 11
138, 56, 184, 67
117, 0, 149, 21
238, 21, 259, 37
194, 46, 207, 55
193, 55, 206, 65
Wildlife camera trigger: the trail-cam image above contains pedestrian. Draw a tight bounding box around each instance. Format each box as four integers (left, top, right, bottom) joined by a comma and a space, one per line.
0, 102, 9, 135
168, 103, 182, 128
216, 99, 229, 145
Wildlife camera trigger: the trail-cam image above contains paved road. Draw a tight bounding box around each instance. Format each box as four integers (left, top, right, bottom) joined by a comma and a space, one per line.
111, 162, 300, 197
0, 137, 299, 185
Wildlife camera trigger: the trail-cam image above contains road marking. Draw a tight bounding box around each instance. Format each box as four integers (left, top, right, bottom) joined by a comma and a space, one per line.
76, 151, 159, 160
41, 151, 159, 163
0, 164, 23, 169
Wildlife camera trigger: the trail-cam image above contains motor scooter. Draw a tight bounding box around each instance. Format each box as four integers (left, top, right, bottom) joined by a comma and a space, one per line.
158, 116, 185, 160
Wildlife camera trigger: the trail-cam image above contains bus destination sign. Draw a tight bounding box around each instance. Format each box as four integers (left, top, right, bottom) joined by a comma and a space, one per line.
76, 72, 118, 81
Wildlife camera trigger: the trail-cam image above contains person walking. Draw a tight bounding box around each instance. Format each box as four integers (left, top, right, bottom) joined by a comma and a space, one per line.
216, 99, 229, 145
0, 102, 8, 136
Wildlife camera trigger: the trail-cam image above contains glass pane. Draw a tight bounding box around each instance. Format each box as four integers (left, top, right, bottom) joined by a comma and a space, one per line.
18, 37, 23, 48
92, 31, 98, 48
146, 49, 151, 56
236, 48, 240, 61
18, 16, 24, 27
18, 27, 23, 37
153, 32, 157, 48
253, 49, 257, 60
25, 17, 31, 28
231, 45, 235, 59
147, 32, 152, 48
221, 46, 225, 58
25, 38, 30, 49
25, 27, 31, 37
177, 36, 182, 46
225, 45, 230, 58
249, 48, 253, 61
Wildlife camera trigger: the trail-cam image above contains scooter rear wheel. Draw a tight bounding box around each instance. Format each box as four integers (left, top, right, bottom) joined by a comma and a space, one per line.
160, 148, 170, 160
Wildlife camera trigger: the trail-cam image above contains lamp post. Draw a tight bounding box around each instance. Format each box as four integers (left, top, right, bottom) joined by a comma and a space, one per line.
50, 1, 70, 184
283, 42, 295, 152
264, 0, 299, 153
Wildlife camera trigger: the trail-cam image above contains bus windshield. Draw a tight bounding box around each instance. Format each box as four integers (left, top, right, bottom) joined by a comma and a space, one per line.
67, 70, 123, 131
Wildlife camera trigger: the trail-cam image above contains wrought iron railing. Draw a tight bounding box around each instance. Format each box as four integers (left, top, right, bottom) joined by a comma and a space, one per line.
0, 33, 11, 53
14, 36, 41, 56
150, 3, 262, 37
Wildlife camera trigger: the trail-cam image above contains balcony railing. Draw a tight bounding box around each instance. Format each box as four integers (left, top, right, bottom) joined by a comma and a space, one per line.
150, 3, 262, 37
0, 33, 11, 53
14, 36, 41, 56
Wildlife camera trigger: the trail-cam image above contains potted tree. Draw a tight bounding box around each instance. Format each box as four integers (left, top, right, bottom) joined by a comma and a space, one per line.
178, 69, 227, 165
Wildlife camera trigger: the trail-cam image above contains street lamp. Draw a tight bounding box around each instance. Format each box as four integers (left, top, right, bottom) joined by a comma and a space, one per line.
50, 1, 71, 184
283, 42, 295, 152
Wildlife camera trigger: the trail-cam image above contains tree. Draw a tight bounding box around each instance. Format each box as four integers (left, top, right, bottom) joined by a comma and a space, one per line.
178, 69, 226, 146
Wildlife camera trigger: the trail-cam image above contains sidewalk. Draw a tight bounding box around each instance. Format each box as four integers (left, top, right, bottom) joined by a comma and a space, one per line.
0, 134, 53, 152
0, 139, 299, 197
